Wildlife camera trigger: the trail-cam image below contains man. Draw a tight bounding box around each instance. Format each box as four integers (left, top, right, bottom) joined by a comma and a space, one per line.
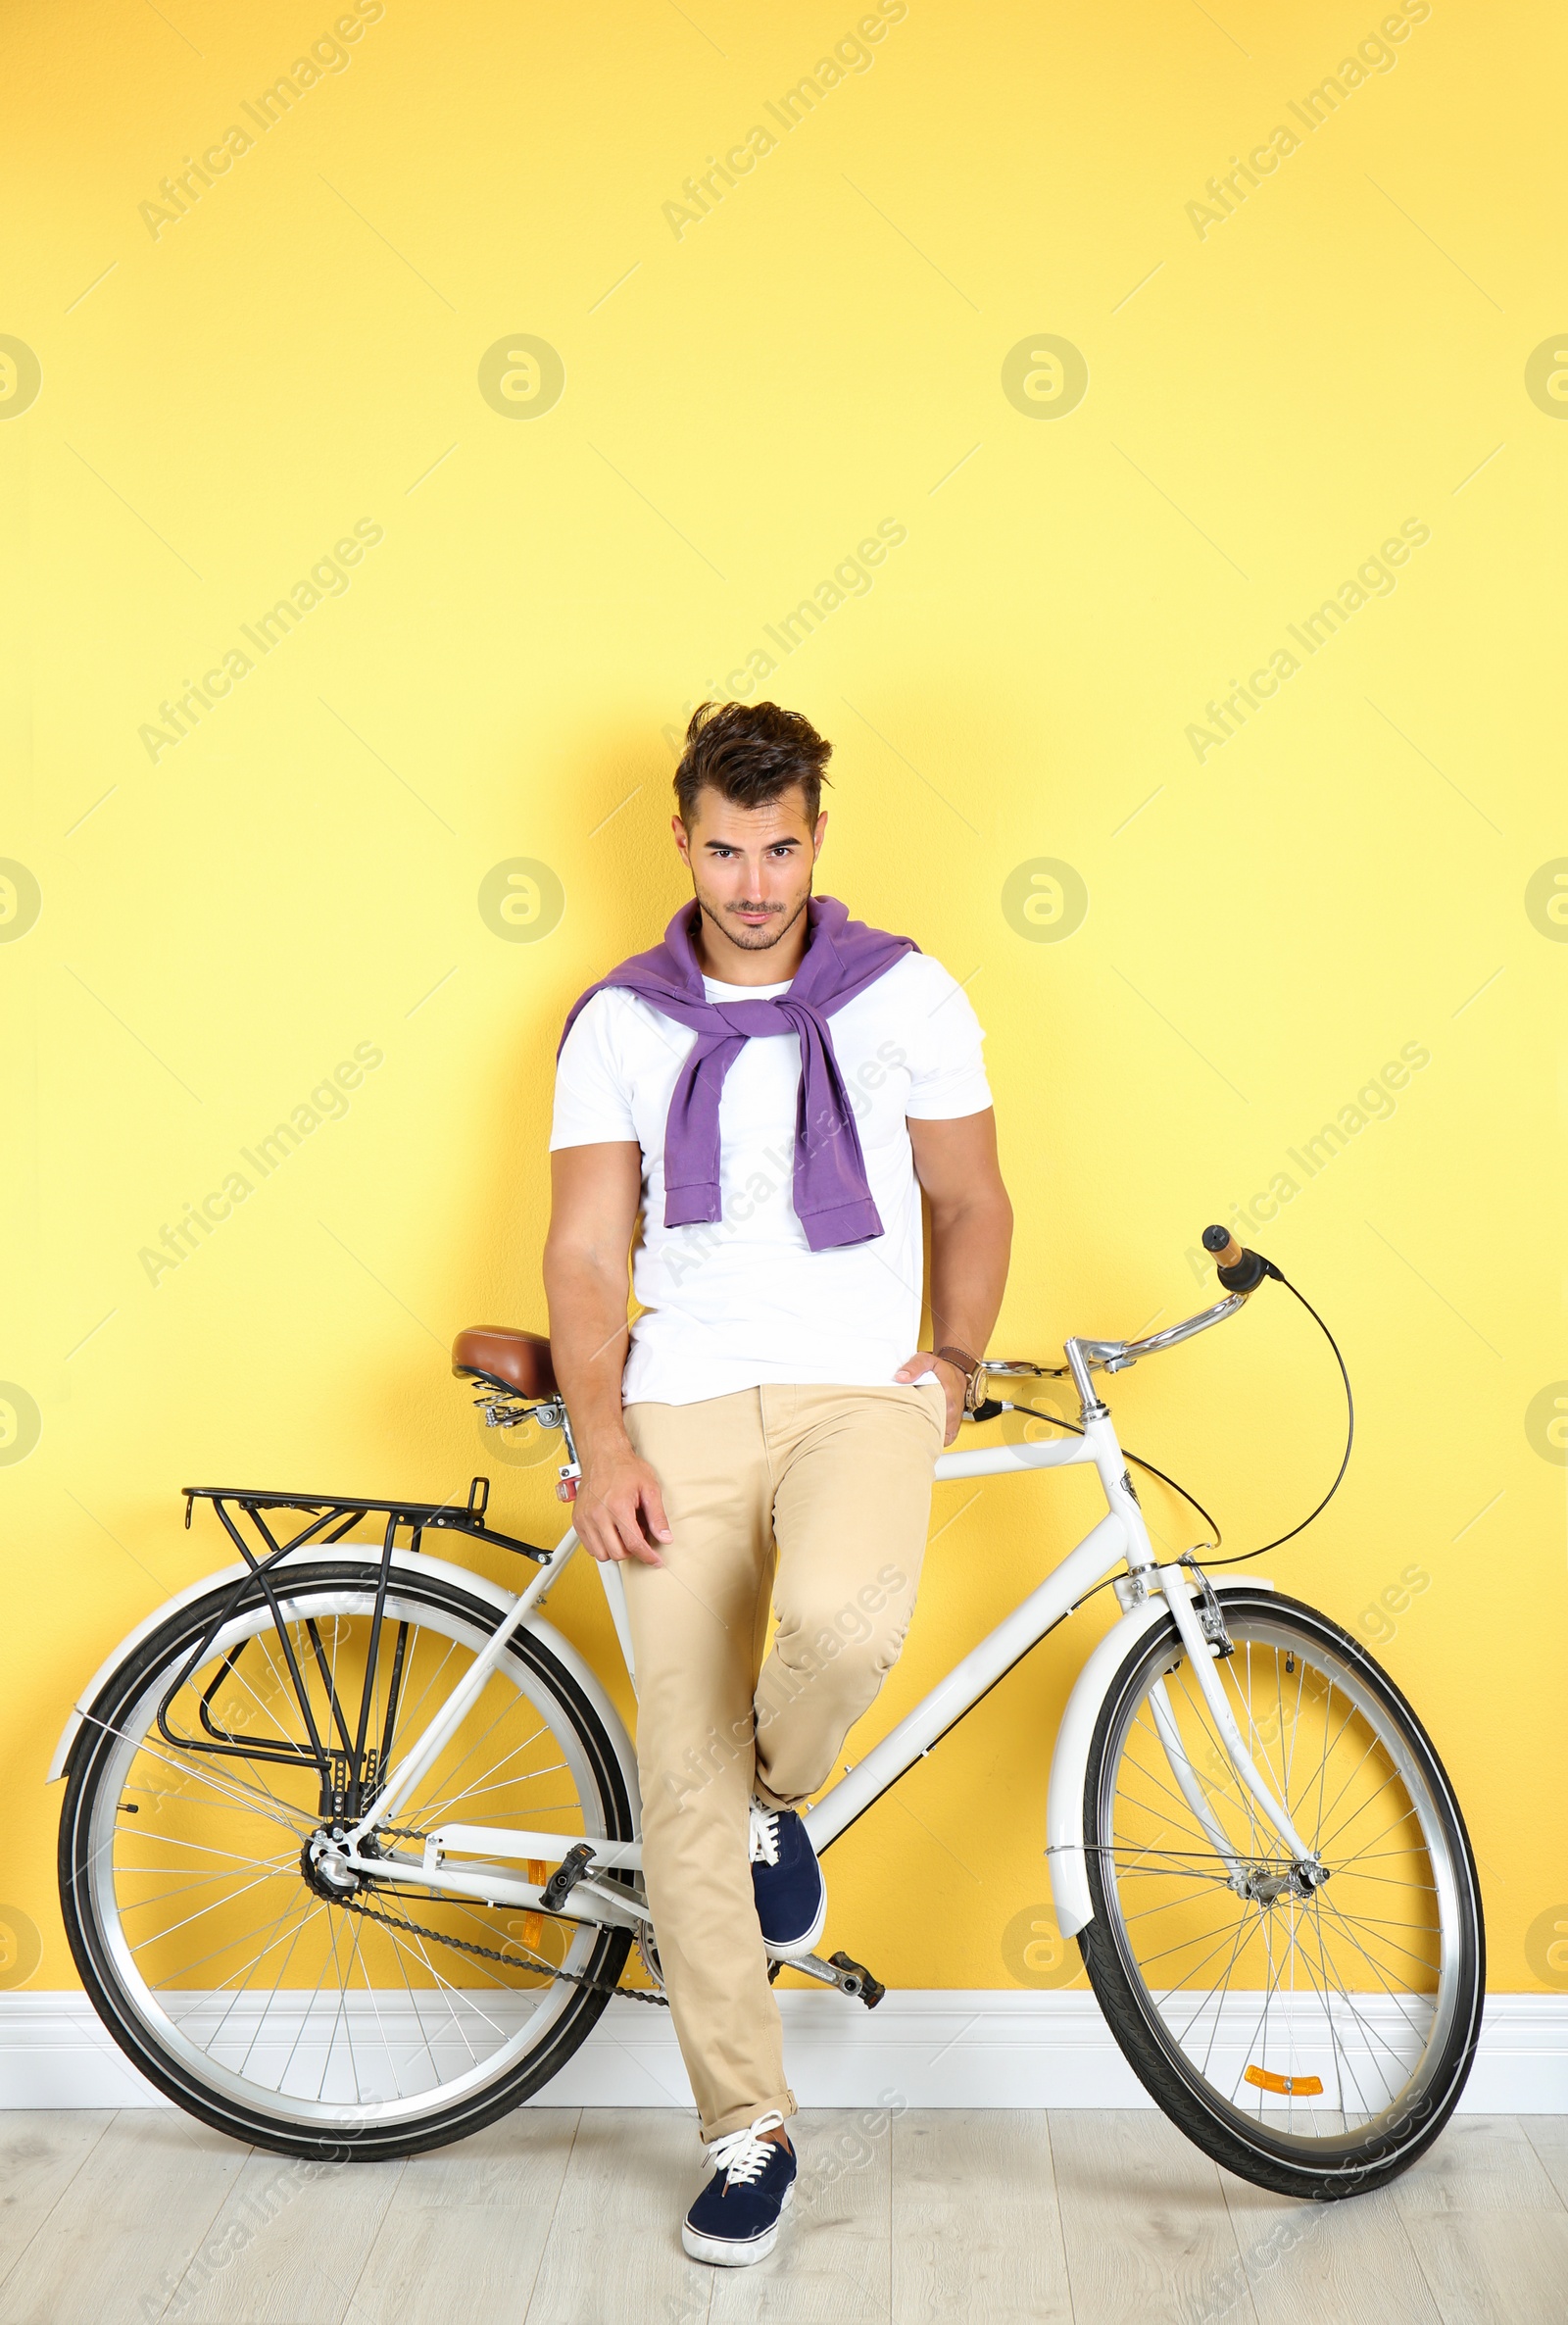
544, 700, 1011, 2265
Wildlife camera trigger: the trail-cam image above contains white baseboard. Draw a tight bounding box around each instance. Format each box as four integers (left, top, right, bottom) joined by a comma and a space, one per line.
2, 1991, 1564, 2113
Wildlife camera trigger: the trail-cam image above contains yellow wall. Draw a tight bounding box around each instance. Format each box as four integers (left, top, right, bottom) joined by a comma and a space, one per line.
2, 0, 1563, 2003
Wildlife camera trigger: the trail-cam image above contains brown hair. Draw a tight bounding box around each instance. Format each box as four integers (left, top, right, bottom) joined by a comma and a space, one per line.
673, 700, 833, 828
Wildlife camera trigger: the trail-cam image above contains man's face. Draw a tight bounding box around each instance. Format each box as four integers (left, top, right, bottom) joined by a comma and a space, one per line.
672, 782, 826, 955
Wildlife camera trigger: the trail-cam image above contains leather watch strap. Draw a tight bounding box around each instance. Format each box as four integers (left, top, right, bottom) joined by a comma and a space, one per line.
935, 1345, 987, 1413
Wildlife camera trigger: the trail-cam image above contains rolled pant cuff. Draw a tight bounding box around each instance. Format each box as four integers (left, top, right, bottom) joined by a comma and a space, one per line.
700, 2089, 798, 2144
750, 1780, 809, 1814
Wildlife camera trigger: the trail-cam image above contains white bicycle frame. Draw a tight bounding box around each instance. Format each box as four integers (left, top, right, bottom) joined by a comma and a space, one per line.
305, 1284, 1317, 1947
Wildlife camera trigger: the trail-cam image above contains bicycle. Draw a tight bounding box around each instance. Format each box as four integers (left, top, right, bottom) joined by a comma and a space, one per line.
52, 1225, 1484, 2201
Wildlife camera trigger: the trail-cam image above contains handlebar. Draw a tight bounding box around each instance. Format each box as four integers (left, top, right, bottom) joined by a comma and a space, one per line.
978, 1223, 1277, 1406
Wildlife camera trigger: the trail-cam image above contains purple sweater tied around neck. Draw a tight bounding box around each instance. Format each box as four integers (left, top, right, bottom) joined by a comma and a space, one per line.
557, 895, 917, 1252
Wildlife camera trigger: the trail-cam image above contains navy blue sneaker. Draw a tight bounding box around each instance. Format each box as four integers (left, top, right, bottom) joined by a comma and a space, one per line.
683, 2110, 798, 2266
749, 1800, 826, 1959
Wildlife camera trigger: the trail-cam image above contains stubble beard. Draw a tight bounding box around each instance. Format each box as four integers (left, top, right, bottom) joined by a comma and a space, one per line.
694, 883, 812, 956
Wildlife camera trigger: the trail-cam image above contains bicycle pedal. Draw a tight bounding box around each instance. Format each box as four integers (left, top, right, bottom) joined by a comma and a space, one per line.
827, 1949, 885, 2008
539, 1841, 595, 1913
782, 1950, 877, 2003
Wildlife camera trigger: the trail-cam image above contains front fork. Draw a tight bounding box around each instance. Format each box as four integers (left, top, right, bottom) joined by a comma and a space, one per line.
1080, 1400, 1322, 1888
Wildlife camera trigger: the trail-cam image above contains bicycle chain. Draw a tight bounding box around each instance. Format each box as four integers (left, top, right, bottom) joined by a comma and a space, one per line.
330, 1845, 669, 2006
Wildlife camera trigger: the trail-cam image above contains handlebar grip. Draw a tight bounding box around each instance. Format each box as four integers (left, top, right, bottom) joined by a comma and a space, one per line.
1201, 1222, 1271, 1294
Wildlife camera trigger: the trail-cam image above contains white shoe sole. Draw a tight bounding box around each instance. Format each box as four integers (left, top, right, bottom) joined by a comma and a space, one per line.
682, 2182, 794, 2265
761, 1880, 827, 1961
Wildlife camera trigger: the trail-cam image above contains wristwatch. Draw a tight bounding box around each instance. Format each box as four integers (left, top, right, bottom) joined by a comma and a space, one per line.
935, 1345, 988, 1415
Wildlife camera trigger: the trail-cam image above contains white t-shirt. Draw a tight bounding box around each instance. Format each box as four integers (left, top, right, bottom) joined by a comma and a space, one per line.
550, 951, 993, 1406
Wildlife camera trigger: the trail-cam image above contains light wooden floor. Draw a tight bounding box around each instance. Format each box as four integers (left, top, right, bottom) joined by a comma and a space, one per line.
2, 2107, 1566, 2324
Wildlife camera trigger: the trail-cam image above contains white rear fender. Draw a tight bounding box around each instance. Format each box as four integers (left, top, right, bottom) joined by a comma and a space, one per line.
1045, 1576, 1273, 1938
45, 1548, 641, 1830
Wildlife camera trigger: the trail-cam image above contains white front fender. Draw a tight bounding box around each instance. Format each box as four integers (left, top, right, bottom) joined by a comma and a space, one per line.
45, 1547, 641, 1831
1046, 1576, 1273, 1937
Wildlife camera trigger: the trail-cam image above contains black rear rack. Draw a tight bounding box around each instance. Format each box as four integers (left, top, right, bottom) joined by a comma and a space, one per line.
161, 1475, 548, 1818
181, 1473, 549, 1564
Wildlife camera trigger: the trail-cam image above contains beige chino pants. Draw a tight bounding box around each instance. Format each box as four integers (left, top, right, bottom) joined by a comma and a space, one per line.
621, 1381, 946, 2141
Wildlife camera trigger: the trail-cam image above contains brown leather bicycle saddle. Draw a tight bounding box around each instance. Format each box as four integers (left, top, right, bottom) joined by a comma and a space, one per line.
451, 1324, 557, 1400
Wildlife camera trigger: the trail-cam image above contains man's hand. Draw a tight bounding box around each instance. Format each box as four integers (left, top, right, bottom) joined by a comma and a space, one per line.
574, 1447, 673, 1565
895, 1351, 966, 1446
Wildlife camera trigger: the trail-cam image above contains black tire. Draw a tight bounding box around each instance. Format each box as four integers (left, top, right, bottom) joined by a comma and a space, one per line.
59, 1559, 635, 2160
1077, 1588, 1484, 2200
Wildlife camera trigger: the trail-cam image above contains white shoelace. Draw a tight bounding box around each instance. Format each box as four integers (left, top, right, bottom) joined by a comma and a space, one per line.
708, 2109, 786, 2186
748, 1801, 781, 1867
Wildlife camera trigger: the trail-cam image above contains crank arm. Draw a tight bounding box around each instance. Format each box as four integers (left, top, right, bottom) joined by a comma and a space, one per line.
341, 1847, 645, 1933
416, 1822, 644, 1875
784, 1950, 886, 2007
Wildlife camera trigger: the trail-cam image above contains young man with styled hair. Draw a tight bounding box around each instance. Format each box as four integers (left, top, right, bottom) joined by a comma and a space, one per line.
544, 701, 1011, 2264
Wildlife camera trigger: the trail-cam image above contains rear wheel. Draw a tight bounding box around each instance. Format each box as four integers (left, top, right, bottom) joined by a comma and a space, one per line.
1078, 1588, 1483, 2198
59, 1559, 636, 2158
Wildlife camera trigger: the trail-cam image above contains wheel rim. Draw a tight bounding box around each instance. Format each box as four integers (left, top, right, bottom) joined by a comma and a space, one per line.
1095, 1607, 1470, 2158
82, 1582, 616, 2131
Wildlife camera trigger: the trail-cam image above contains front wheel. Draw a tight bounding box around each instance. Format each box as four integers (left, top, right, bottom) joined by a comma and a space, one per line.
1078, 1587, 1484, 2200
59, 1559, 636, 2159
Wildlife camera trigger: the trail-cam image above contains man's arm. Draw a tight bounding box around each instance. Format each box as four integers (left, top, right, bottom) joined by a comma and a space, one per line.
543, 1144, 672, 1564
895, 1109, 1013, 1445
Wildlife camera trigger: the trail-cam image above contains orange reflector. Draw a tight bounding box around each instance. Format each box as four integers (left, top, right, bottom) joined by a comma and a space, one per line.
518, 1860, 548, 1951
1245, 2064, 1323, 2098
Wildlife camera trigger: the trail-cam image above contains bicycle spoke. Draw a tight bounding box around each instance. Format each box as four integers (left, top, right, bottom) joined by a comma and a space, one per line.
233, 1902, 327, 2075
1187, 1911, 1253, 2066
160, 1894, 324, 2013
190, 1896, 324, 2053
1318, 1777, 1421, 1859
1296, 1906, 1411, 2108
125, 1860, 294, 1955
1326, 1813, 1429, 1876
106, 1725, 315, 1838
317, 1907, 359, 2103
415, 1692, 558, 1810
416, 1755, 574, 1824
1309, 1724, 1388, 1843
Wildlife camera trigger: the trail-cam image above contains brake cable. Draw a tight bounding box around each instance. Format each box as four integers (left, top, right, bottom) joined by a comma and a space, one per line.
995, 1256, 1353, 1588
993, 1405, 1226, 1546
1199, 1265, 1354, 1569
